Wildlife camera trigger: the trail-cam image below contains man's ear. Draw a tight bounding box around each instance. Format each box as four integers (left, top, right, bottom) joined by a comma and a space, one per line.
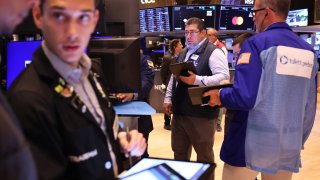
32, 7, 43, 30
91, 10, 100, 33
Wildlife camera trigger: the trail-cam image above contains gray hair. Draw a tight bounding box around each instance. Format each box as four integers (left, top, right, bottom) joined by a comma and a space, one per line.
260, 0, 291, 19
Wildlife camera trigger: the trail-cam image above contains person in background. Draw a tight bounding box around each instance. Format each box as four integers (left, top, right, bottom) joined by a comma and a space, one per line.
7, 0, 146, 179
204, 0, 318, 179
0, 0, 39, 179
206, 27, 228, 132
113, 49, 155, 158
224, 32, 253, 136
163, 17, 229, 179
207, 28, 228, 58
160, 39, 183, 130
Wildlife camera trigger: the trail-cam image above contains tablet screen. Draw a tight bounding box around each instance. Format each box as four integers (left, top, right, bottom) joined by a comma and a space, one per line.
119, 158, 212, 179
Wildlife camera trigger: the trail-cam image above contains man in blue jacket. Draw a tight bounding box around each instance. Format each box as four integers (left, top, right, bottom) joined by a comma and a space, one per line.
205, 0, 318, 179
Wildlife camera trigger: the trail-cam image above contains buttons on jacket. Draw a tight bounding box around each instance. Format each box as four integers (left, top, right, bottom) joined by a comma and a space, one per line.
105, 161, 112, 169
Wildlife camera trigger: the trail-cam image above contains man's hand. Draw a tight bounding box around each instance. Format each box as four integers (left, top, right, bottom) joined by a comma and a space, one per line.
203, 89, 222, 107
163, 103, 172, 116
178, 70, 196, 85
119, 130, 146, 157
114, 93, 134, 102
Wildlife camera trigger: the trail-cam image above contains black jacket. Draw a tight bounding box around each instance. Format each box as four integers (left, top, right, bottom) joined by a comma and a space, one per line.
7, 47, 122, 180
160, 54, 175, 85
0, 92, 37, 180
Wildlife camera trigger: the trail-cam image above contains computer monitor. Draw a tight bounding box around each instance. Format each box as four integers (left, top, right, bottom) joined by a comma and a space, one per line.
87, 37, 141, 93
219, 6, 254, 31
172, 5, 216, 30
286, 9, 308, 28
220, 0, 254, 6
224, 38, 234, 50
6, 41, 42, 89
139, 7, 171, 33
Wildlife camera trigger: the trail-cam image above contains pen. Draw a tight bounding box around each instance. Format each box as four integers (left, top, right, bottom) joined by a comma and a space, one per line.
126, 127, 133, 168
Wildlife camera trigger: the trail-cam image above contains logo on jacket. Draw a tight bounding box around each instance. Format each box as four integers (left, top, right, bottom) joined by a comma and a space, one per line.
280, 55, 289, 64
69, 149, 98, 163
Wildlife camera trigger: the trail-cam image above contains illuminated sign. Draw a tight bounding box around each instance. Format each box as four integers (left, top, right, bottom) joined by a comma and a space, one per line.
141, 0, 156, 4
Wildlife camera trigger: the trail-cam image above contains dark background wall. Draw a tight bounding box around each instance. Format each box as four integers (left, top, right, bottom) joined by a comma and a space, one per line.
105, 0, 140, 36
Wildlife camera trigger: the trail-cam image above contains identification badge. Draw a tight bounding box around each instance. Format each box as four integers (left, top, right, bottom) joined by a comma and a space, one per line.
190, 54, 199, 61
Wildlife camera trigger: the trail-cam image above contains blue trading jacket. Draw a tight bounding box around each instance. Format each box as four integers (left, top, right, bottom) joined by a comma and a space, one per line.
219, 22, 318, 174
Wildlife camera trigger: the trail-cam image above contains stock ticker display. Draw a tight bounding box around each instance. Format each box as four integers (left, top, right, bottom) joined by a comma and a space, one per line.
139, 7, 171, 33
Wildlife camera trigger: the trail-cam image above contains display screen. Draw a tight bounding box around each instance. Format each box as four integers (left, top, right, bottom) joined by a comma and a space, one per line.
220, 0, 254, 6
6, 41, 41, 89
286, 9, 308, 27
172, 5, 216, 30
139, 7, 171, 33
119, 158, 212, 180
219, 6, 254, 31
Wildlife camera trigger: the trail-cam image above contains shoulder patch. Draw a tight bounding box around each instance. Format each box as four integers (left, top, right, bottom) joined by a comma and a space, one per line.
237, 52, 251, 65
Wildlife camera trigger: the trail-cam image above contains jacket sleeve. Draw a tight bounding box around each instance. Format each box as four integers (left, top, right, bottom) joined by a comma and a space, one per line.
302, 57, 319, 147
138, 55, 155, 101
160, 56, 171, 85
220, 39, 262, 110
8, 91, 67, 180
0, 94, 38, 180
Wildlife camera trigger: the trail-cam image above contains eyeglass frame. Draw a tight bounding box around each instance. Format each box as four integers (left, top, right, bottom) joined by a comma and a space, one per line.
184, 30, 201, 36
252, 7, 275, 17
252, 7, 266, 17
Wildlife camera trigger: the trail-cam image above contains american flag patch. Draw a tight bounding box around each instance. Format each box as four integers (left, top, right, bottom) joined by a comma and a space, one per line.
237, 52, 251, 65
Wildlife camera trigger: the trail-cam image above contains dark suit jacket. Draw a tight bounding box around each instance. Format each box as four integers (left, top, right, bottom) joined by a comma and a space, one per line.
0, 92, 37, 180
7, 47, 122, 180
137, 55, 154, 135
160, 54, 175, 85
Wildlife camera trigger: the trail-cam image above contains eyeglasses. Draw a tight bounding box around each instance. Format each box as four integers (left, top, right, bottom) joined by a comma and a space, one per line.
207, 34, 216, 37
185, 30, 200, 36
252, 7, 266, 17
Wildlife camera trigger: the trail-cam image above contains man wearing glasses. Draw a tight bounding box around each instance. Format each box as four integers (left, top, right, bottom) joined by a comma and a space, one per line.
204, 0, 318, 179
163, 17, 229, 179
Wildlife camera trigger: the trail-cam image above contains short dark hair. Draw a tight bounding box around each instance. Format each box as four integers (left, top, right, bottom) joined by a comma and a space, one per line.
185, 17, 205, 31
169, 39, 181, 55
39, 0, 101, 12
232, 33, 253, 47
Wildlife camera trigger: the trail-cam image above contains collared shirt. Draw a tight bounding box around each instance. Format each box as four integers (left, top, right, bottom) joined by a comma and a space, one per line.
42, 42, 119, 175
164, 38, 229, 104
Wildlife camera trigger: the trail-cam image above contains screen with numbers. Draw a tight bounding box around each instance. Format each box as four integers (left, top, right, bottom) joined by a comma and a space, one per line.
139, 7, 171, 33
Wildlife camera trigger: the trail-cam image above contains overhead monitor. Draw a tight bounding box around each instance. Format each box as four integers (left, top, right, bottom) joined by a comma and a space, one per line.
316, 32, 320, 46
286, 9, 308, 28
224, 38, 234, 50
220, 0, 254, 6
172, 5, 216, 30
6, 41, 41, 89
87, 37, 141, 93
139, 7, 171, 33
219, 6, 254, 31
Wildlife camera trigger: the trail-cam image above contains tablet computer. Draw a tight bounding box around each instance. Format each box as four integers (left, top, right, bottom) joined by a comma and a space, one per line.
118, 157, 215, 180
120, 163, 186, 180
169, 61, 197, 76
188, 83, 233, 105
